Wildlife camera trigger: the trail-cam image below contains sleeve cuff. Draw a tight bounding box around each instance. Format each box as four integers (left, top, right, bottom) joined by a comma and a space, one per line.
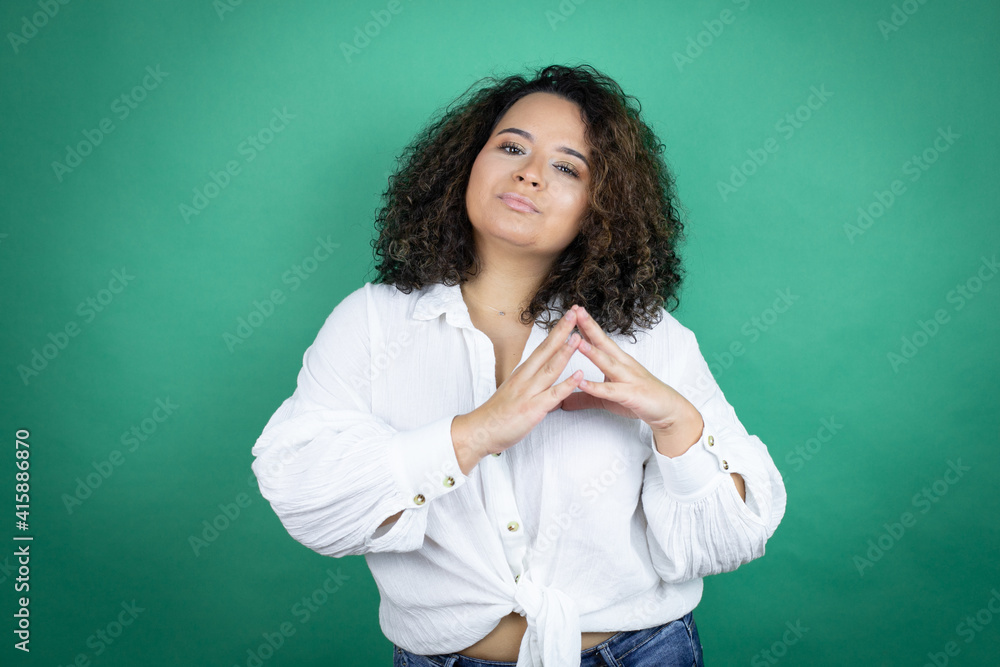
651, 419, 733, 501
386, 414, 469, 508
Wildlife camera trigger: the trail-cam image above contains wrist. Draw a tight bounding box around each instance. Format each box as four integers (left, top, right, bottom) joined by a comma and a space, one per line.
651, 405, 704, 458
451, 413, 486, 475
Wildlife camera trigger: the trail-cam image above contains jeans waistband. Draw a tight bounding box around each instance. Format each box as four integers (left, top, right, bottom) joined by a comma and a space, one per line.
412, 612, 693, 667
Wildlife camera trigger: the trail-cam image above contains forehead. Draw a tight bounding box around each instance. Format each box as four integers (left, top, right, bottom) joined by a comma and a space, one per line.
495, 92, 588, 143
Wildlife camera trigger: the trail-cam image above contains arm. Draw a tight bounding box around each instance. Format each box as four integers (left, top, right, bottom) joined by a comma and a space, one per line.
650, 401, 747, 502
251, 285, 472, 557
640, 323, 786, 583
378, 413, 484, 529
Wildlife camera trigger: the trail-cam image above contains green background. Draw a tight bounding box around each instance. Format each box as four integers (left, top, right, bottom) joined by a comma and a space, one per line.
2, 0, 998, 665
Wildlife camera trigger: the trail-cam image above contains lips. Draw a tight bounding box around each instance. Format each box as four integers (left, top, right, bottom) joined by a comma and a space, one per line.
498, 193, 539, 213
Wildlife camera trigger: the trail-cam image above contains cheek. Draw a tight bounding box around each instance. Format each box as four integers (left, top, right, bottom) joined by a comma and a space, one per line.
465, 163, 485, 208
467, 156, 494, 198
558, 187, 589, 225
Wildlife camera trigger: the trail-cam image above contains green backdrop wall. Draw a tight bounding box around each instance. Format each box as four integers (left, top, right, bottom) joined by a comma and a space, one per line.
2, 1, 998, 665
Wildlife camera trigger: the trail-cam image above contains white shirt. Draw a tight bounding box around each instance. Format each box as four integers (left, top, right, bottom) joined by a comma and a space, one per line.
251, 281, 787, 667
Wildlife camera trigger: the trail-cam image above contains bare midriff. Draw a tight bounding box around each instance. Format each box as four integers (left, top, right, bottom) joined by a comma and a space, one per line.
457, 611, 618, 661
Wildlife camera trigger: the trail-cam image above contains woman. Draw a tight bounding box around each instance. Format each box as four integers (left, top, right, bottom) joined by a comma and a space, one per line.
251, 63, 786, 667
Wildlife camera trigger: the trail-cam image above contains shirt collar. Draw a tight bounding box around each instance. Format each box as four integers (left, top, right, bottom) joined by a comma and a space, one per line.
412, 282, 468, 323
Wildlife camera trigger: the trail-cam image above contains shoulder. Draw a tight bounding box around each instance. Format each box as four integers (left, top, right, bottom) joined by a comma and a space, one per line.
615, 306, 700, 352
326, 282, 416, 312
321, 281, 434, 330
616, 308, 711, 394
657, 308, 700, 347
363, 281, 425, 305
310, 283, 407, 349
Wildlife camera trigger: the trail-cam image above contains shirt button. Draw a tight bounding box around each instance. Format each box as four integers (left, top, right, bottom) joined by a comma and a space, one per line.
507, 521, 519, 532
443, 476, 455, 487
492, 453, 501, 457
722, 460, 729, 470
515, 574, 521, 583
707, 435, 714, 447
413, 494, 426, 505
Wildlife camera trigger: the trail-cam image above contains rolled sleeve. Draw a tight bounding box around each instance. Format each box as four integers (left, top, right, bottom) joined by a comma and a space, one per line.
650, 417, 734, 501
386, 414, 470, 508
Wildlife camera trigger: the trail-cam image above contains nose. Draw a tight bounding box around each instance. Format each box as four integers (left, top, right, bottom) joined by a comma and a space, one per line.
514, 154, 543, 187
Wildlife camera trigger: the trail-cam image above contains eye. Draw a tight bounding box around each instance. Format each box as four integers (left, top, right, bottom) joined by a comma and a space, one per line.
498, 141, 524, 155
555, 162, 580, 178
498, 142, 580, 178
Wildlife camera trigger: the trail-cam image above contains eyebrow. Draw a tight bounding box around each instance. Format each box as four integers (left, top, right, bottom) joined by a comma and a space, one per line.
494, 127, 591, 171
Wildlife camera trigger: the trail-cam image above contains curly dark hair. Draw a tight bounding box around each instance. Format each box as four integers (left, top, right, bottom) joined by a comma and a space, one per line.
369, 63, 687, 341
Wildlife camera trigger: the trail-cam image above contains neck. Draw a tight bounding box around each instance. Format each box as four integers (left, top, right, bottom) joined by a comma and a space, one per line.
460, 242, 555, 318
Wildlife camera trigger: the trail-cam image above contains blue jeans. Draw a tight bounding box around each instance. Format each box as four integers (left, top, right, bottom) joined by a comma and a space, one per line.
392, 611, 705, 667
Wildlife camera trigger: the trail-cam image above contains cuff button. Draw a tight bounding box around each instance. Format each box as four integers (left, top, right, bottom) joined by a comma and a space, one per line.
413, 494, 426, 505
707, 435, 715, 447
443, 476, 455, 487
722, 460, 729, 470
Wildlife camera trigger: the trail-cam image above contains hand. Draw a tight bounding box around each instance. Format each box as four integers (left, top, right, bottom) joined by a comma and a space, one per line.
451, 308, 584, 471
559, 305, 703, 456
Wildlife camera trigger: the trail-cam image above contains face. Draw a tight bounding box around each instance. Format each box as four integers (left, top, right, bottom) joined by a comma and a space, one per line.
465, 92, 592, 261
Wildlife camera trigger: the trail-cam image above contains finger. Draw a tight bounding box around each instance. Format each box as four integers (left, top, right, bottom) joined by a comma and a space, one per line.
542, 369, 584, 410
518, 308, 579, 377
550, 331, 583, 371
577, 376, 625, 403
528, 331, 582, 394
574, 307, 630, 365
575, 334, 624, 380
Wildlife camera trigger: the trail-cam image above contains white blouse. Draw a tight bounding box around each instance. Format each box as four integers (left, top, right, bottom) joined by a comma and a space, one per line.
251, 281, 786, 667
